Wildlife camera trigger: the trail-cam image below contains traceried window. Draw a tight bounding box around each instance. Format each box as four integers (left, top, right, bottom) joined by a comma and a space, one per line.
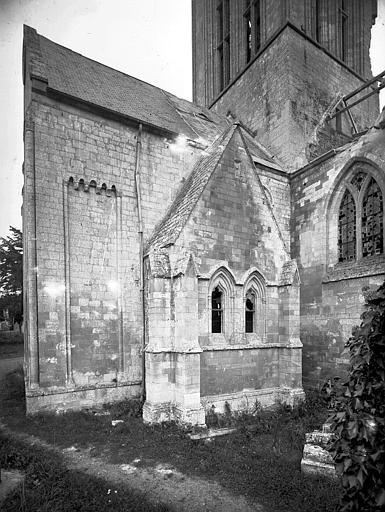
337, 171, 384, 263
211, 286, 223, 333
338, 189, 356, 262
217, 0, 230, 91
244, 0, 261, 63
362, 178, 384, 257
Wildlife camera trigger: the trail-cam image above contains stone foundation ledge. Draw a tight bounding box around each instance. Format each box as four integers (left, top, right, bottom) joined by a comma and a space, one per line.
201, 387, 305, 414
25, 379, 142, 397
143, 400, 206, 426
200, 340, 303, 351
26, 382, 141, 415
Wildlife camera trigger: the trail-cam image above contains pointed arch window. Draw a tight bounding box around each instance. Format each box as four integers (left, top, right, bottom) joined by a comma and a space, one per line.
211, 286, 223, 333
338, 188, 356, 262
362, 178, 383, 257
336, 170, 384, 263
244, 272, 266, 338
245, 290, 255, 333
208, 267, 235, 336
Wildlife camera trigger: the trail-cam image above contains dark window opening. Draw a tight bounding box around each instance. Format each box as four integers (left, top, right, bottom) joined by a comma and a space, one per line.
362, 178, 383, 258
339, 0, 348, 62
245, 292, 255, 333
314, 0, 321, 43
338, 189, 356, 262
217, 0, 230, 92
244, 5, 252, 63
243, 0, 261, 63
211, 286, 223, 333
218, 44, 224, 91
254, 0, 261, 53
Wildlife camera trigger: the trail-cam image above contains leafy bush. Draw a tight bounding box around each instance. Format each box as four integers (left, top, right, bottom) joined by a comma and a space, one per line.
327, 281, 385, 511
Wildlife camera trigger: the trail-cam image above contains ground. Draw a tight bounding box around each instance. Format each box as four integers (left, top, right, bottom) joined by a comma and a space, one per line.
0, 339, 341, 511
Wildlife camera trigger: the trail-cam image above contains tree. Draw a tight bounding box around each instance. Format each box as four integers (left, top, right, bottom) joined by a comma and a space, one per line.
327, 281, 385, 511
0, 226, 23, 328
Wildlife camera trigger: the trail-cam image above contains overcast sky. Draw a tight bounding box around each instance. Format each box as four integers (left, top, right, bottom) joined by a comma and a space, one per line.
0, 0, 384, 239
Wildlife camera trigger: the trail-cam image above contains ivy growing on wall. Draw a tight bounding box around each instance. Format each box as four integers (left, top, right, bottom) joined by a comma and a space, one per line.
327, 281, 385, 511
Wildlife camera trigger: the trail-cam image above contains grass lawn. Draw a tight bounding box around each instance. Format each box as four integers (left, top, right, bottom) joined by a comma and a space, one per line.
0, 338, 24, 359
0, 375, 342, 511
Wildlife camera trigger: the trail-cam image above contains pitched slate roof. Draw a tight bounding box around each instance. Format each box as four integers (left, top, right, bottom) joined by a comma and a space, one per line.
146, 123, 237, 252
24, 25, 198, 137
24, 25, 286, 161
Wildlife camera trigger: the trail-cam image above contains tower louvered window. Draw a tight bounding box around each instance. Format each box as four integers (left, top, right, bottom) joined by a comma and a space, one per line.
217, 0, 230, 92
338, 189, 356, 262
362, 178, 383, 257
244, 0, 261, 64
339, 0, 349, 63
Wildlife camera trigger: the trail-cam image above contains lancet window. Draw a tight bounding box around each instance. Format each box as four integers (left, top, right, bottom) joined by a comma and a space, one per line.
244, 272, 265, 337
211, 286, 223, 333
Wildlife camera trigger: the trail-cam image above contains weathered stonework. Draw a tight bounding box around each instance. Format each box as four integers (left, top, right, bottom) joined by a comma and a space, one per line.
301, 429, 337, 478
23, 0, 384, 423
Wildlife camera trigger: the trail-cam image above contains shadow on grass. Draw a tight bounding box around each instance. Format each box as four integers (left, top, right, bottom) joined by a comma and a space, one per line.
1, 395, 341, 512
0, 434, 173, 512
0, 368, 340, 512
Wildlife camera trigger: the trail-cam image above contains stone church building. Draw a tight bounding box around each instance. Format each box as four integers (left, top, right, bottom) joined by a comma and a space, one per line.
22, 0, 385, 424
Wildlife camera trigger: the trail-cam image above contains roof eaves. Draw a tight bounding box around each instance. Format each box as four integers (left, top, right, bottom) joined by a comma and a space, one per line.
45, 86, 181, 137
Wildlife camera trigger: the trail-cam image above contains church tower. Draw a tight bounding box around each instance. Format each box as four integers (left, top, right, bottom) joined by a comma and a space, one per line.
192, 0, 379, 170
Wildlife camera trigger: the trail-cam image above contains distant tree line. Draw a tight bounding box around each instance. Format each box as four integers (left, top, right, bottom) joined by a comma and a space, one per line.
0, 226, 22, 331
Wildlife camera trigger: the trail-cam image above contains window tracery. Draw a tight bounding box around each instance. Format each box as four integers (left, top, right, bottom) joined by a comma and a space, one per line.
336, 170, 384, 263
362, 178, 383, 258
338, 189, 356, 262
351, 171, 366, 191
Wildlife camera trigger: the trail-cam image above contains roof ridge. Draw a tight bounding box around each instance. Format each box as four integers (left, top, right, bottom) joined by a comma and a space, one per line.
239, 129, 289, 256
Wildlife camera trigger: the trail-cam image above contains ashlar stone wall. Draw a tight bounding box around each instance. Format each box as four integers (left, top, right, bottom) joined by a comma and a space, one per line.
23, 93, 202, 412
291, 126, 385, 386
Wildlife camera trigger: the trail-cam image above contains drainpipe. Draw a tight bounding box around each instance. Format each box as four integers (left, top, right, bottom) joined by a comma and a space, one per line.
134, 123, 145, 402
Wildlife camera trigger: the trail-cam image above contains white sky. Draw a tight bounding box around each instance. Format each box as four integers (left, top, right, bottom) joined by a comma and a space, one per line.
0, 0, 384, 239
